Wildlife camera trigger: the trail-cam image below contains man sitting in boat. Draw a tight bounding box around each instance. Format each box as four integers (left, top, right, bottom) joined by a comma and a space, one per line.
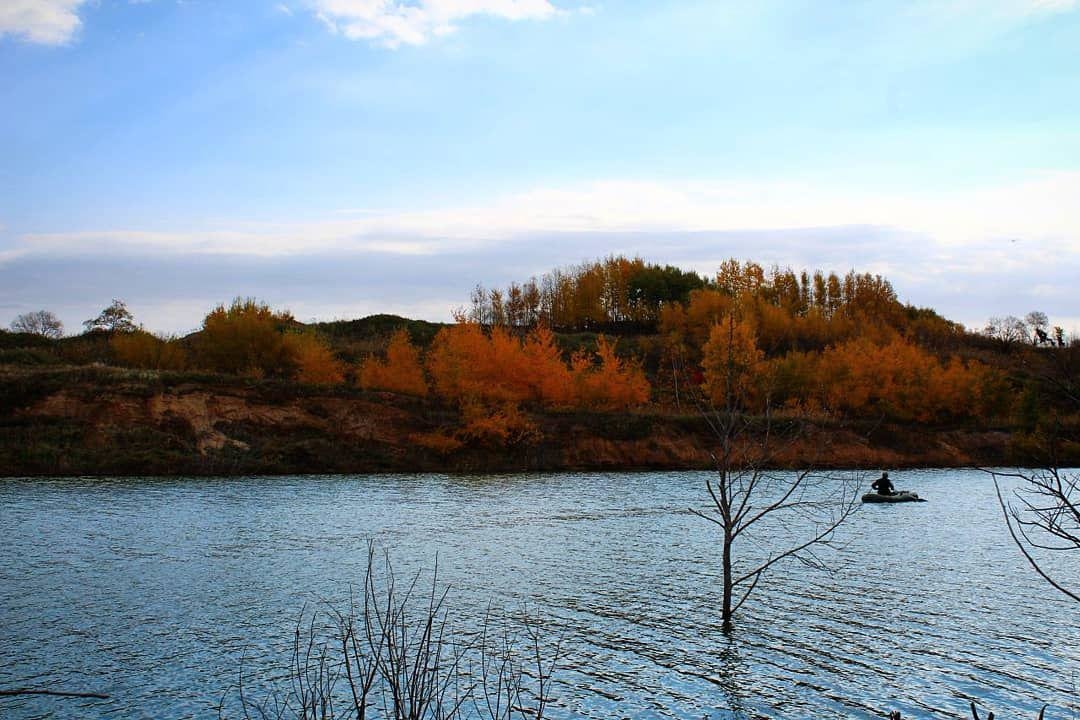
871, 472, 896, 496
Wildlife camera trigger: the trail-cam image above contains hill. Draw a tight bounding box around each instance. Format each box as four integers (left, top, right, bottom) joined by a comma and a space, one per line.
1, 257, 1077, 475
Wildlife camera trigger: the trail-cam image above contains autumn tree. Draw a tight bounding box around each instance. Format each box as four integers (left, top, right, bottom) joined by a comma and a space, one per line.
10, 310, 64, 338
83, 299, 137, 333
285, 331, 346, 385
111, 330, 188, 371
570, 336, 650, 410
521, 325, 573, 406
195, 298, 296, 377
701, 315, 764, 410
359, 329, 429, 396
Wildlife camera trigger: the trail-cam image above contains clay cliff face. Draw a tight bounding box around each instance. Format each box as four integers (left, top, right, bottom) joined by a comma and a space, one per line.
0, 368, 1014, 476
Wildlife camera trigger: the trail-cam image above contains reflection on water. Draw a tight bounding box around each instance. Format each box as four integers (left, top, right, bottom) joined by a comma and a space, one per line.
0, 470, 1077, 719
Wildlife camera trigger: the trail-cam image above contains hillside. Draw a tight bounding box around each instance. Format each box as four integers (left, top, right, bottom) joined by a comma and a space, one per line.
1, 257, 1077, 476
0, 364, 1027, 476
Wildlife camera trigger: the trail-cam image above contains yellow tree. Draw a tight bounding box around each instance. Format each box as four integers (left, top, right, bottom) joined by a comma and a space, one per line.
196, 298, 294, 377
701, 315, 764, 409
284, 332, 346, 385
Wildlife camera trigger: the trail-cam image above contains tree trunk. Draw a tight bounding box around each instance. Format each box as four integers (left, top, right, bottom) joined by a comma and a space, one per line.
722, 529, 733, 633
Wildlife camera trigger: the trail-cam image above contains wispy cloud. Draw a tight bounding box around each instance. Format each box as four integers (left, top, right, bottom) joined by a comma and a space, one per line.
311, 0, 559, 47
7, 171, 1080, 261
0, 0, 88, 45
3, 172, 1077, 332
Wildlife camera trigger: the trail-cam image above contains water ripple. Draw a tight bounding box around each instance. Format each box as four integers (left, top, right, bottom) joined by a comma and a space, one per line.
0, 470, 1077, 719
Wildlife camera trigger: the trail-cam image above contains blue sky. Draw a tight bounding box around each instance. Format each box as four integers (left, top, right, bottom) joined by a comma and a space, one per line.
2, 0, 1078, 333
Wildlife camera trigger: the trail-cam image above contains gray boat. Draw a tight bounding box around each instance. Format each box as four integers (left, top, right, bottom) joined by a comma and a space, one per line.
861, 490, 925, 503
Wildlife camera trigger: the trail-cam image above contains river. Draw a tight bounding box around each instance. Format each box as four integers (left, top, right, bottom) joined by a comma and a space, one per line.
1, 470, 1077, 719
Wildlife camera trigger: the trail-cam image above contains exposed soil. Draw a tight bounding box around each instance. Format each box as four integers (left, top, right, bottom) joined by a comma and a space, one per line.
0, 366, 1027, 477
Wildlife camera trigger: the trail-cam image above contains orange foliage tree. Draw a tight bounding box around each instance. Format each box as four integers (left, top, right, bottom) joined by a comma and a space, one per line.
284, 332, 346, 385
521, 326, 574, 406
196, 298, 296, 377
798, 335, 1008, 422
193, 298, 344, 384
701, 315, 765, 409
426, 323, 649, 411
570, 336, 651, 410
359, 329, 429, 396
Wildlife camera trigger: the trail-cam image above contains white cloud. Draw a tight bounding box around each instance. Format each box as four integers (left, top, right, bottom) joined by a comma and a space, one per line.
4, 172, 1078, 331
6, 171, 1080, 261
1020, 0, 1077, 13
0, 0, 88, 45
311, 0, 558, 47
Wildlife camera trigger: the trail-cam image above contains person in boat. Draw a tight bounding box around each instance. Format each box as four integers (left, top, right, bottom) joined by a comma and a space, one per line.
871, 471, 896, 496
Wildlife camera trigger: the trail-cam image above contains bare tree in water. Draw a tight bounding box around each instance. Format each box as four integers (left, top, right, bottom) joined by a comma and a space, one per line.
688, 314, 862, 632
990, 443, 1080, 604
988, 340, 1079, 604
221, 543, 561, 720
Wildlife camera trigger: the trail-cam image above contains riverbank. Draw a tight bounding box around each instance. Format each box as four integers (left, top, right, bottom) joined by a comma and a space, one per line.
0, 364, 1042, 477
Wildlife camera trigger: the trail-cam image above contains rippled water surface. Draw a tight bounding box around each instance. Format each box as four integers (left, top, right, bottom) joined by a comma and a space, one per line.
2, 470, 1078, 719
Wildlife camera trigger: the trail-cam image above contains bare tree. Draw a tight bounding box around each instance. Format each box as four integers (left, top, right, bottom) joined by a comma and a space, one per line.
983, 316, 1028, 352
223, 544, 561, 720
10, 310, 64, 338
990, 462, 1079, 603
688, 314, 862, 632
1025, 311, 1050, 345
988, 342, 1080, 604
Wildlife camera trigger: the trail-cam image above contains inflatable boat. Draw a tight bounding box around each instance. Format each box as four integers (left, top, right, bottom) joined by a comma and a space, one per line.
861, 490, 925, 503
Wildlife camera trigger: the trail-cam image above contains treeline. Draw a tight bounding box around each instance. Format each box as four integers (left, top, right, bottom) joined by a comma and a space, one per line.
461, 256, 706, 330
452, 256, 1004, 421
361, 325, 649, 449
108, 299, 347, 385
462, 256, 951, 338
83, 299, 646, 449
649, 262, 1008, 422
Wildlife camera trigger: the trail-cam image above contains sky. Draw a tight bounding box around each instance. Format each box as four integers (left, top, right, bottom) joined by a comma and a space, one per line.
1, 0, 1078, 335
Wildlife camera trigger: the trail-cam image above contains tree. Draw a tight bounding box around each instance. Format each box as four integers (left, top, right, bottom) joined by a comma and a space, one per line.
570, 335, 650, 410
700, 315, 763, 409
359, 329, 429, 396
224, 544, 561, 720
83, 299, 137, 333
111, 330, 187, 371
1025, 311, 1050, 345
989, 353, 1080, 605
983, 315, 1028, 352
992, 464, 1079, 603
10, 310, 64, 338
195, 298, 294, 377
284, 331, 346, 385
688, 314, 861, 632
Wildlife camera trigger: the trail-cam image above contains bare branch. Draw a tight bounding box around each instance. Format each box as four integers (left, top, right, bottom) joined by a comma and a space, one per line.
994, 477, 1080, 603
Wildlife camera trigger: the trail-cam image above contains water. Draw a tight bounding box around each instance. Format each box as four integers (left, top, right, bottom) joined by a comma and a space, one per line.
1, 470, 1077, 719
